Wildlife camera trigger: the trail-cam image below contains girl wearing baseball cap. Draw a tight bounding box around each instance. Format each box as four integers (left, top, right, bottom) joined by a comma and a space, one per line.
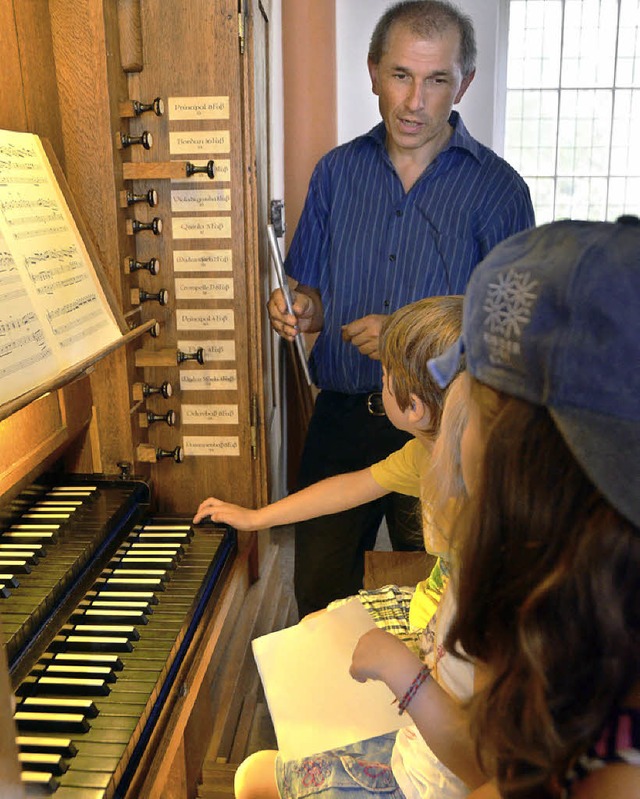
427, 217, 640, 797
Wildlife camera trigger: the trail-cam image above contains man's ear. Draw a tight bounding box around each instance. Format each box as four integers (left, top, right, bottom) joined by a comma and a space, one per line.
368, 57, 380, 95
454, 69, 475, 104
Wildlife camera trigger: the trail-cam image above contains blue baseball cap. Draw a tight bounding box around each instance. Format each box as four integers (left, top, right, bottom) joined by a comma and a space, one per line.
428, 218, 640, 527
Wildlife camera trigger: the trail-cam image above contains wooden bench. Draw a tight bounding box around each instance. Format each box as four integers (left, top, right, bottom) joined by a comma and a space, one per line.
364, 550, 436, 590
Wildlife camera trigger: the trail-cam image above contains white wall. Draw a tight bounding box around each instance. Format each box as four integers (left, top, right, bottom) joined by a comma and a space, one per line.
336, 0, 505, 152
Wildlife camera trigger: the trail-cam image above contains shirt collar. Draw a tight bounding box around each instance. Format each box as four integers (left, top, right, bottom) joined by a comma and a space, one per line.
365, 111, 482, 164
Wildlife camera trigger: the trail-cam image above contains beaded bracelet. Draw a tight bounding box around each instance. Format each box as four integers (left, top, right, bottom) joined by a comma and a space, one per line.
397, 665, 431, 714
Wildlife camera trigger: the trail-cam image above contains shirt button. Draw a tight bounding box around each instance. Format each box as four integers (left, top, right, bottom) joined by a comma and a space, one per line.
396, 210, 403, 217
389, 254, 396, 262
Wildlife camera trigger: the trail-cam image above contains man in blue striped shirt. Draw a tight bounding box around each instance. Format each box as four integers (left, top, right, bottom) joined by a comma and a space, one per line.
270, 0, 535, 617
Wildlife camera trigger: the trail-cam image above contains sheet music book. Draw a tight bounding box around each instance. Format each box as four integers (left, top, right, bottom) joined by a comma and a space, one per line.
252, 599, 411, 762
0, 129, 121, 406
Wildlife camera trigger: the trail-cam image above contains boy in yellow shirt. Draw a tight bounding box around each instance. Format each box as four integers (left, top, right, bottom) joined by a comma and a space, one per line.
194, 295, 465, 639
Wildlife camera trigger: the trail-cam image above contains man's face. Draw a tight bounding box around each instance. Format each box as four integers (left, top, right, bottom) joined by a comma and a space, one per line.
368, 22, 473, 161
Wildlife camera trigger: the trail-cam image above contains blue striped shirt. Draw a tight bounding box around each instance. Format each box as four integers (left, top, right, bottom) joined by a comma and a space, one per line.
286, 112, 535, 393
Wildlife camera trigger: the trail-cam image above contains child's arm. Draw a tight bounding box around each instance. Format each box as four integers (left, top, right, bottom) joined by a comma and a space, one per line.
193, 468, 388, 530
350, 627, 487, 790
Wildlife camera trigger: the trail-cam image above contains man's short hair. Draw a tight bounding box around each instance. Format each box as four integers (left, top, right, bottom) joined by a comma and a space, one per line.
368, 0, 477, 77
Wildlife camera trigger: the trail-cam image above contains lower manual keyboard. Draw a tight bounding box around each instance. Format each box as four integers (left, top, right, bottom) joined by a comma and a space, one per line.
13, 516, 235, 798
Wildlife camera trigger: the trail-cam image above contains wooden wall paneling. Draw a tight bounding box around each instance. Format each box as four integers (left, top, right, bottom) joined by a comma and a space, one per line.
2, 0, 65, 158
0, 379, 94, 505
0, 2, 28, 132
123, 0, 266, 514
47, 0, 141, 475
117, 0, 144, 73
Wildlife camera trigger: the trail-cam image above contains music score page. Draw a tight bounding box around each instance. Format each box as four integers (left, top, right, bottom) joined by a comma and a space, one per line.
0, 129, 121, 406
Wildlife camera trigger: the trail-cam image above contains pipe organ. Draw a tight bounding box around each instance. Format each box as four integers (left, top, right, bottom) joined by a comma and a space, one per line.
0, 0, 292, 796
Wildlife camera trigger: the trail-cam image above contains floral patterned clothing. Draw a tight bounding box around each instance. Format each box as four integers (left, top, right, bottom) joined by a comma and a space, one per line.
275, 588, 474, 799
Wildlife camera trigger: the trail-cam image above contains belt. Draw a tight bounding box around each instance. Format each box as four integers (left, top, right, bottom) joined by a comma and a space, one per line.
366, 392, 385, 416
319, 390, 386, 417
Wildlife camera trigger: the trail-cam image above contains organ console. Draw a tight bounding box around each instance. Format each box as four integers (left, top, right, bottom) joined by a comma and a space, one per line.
1, 472, 236, 797
1, 0, 295, 796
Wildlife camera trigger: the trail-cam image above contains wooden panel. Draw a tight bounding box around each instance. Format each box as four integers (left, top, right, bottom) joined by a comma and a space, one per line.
46, 0, 145, 475
2, 0, 65, 158
364, 551, 436, 591
0, 378, 93, 504
122, 0, 267, 513
0, 2, 27, 132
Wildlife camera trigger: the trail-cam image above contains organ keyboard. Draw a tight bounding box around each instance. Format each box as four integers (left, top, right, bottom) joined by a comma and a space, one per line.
0, 476, 236, 798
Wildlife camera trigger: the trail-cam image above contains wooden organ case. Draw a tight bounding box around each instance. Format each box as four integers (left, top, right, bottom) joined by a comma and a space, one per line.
0, 0, 294, 797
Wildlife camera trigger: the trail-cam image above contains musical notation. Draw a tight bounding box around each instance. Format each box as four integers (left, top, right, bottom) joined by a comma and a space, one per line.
0, 128, 122, 407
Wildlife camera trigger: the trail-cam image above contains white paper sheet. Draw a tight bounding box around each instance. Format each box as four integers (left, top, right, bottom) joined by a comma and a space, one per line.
252, 598, 411, 761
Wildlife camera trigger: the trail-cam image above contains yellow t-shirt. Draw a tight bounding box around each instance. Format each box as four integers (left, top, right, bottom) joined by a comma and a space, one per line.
369, 438, 450, 628
369, 437, 427, 498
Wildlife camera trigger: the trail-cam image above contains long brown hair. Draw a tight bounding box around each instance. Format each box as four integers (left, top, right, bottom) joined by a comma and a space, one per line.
446, 381, 640, 797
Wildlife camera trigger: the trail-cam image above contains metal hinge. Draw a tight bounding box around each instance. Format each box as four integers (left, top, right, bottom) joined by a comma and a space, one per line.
238, 0, 247, 55
250, 393, 258, 460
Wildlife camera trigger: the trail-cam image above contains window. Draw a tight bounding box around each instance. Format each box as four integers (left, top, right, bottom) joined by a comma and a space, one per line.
504, 0, 639, 223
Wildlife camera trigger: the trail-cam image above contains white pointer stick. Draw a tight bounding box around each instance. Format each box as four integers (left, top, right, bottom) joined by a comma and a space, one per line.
266, 224, 312, 386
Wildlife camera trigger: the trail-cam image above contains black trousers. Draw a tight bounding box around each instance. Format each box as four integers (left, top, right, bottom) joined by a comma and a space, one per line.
294, 390, 424, 617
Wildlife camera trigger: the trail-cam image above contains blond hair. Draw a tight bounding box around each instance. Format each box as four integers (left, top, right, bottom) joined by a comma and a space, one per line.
420, 371, 469, 554
379, 295, 463, 436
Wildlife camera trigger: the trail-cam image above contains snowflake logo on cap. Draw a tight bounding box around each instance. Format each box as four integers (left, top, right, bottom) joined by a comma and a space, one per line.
482, 268, 539, 365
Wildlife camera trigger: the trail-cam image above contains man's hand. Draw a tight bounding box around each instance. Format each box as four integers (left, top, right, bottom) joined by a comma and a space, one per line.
267, 284, 323, 342
341, 314, 386, 359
